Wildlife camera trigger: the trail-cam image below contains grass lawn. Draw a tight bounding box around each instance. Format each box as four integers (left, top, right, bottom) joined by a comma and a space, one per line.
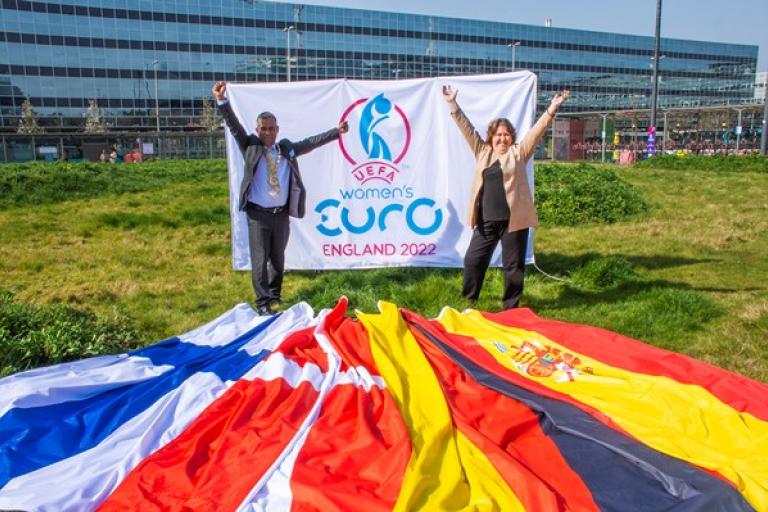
1, 159, 766, 381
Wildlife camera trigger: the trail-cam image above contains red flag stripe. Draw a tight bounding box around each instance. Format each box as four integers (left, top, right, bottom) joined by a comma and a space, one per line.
407, 312, 628, 435
481, 308, 768, 421
98, 377, 320, 511
285, 302, 412, 511
406, 314, 599, 512
289, 384, 411, 512
98, 326, 331, 511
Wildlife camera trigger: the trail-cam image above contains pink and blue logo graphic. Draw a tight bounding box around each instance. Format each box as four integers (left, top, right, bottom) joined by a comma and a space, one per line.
338, 94, 411, 185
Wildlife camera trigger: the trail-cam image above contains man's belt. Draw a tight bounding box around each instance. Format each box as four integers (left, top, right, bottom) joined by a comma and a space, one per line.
248, 202, 286, 214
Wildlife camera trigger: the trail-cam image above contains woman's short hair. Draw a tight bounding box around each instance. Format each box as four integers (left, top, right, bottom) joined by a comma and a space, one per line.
485, 118, 516, 145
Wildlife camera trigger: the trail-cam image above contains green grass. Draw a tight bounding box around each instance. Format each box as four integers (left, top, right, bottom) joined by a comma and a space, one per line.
633, 154, 768, 173
536, 163, 649, 225
1, 158, 766, 381
0, 159, 225, 210
0, 290, 140, 376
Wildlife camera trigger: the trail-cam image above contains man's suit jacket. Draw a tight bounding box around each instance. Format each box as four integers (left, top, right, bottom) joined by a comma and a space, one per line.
218, 101, 340, 218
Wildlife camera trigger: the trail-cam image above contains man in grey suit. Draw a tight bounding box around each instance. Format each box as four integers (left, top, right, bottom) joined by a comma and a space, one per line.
212, 81, 348, 315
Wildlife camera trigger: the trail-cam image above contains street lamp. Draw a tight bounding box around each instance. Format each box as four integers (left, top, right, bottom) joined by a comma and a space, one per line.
151, 59, 160, 132
648, 0, 663, 157
600, 113, 608, 162
283, 25, 295, 82
761, 73, 768, 155
507, 41, 521, 71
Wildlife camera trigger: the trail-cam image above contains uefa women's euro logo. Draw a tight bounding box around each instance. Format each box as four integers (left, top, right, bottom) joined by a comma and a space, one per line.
338, 93, 411, 185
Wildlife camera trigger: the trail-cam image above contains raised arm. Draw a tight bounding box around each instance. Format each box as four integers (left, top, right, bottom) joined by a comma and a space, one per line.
292, 121, 349, 157
443, 85, 485, 157
518, 89, 570, 161
212, 81, 249, 152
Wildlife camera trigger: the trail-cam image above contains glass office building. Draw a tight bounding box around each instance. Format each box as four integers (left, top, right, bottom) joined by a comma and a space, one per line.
0, 0, 760, 131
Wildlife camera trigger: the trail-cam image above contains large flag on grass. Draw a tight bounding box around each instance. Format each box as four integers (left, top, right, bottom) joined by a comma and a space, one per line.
1, 299, 766, 511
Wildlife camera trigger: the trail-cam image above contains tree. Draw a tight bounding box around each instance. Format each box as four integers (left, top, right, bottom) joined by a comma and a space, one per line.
17, 98, 44, 134
83, 99, 108, 133
199, 97, 221, 131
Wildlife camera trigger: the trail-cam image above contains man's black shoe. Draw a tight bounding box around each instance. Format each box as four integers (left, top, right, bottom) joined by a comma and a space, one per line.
255, 305, 272, 316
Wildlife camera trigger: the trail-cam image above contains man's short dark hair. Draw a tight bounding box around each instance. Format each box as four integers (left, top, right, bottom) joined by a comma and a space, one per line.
257, 111, 277, 125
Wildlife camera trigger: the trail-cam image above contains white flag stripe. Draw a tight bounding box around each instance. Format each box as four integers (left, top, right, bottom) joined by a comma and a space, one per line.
0, 372, 233, 512
0, 303, 269, 415
239, 305, 389, 511
237, 309, 342, 511
0, 357, 172, 416
0, 303, 317, 511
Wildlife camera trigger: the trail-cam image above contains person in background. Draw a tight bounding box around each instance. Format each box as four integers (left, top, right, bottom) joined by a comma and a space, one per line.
443, 85, 569, 309
212, 81, 349, 315
114, 143, 125, 163
99, 149, 108, 163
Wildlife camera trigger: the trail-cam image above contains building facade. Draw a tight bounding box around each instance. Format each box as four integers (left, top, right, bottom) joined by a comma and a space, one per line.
0, 0, 761, 132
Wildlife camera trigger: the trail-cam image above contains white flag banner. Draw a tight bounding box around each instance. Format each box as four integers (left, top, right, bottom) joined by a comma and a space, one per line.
225, 71, 537, 270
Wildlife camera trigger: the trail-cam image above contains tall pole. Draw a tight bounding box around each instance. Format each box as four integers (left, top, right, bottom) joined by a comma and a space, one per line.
507, 41, 521, 71
761, 75, 768, 155
735, 108, 743, 153
152, 60, 160, 132
601, 114, 607, 162
283, 25, 295, 82
648, 0, 662, 157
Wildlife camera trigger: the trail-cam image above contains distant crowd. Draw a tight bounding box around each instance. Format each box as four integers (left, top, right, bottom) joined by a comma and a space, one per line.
99, 143, 143, 164
576, 135, 764, 161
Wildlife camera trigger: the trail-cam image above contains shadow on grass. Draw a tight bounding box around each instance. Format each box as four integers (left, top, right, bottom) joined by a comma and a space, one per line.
535, 251, 720, 275
284, 252, 734, 352
526, 252, 731, 350
286, 267, 468, 318
535, 251, 762, 293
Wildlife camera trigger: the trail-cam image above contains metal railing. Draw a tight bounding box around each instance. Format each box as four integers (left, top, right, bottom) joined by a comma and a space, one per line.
0, 131, 226, 163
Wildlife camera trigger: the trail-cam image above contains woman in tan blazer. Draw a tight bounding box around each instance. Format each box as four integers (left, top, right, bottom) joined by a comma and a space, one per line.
443, 85, 569, 308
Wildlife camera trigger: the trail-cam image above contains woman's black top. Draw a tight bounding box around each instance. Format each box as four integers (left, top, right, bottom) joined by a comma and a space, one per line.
480, 160, 509, 222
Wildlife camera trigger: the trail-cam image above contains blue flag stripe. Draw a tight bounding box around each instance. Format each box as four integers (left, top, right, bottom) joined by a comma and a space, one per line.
0, 314, 280, 487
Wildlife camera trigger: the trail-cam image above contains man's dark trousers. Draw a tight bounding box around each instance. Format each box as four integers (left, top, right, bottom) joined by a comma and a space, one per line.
246, 203, 290, 309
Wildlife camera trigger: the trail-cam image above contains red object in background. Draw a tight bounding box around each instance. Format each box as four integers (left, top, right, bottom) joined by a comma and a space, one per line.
569, 119, 584, 160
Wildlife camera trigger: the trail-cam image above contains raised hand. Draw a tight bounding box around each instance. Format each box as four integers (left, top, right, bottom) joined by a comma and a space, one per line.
442, 85, 458, 103
550, 89, 570, 110
212, 81, 227, 101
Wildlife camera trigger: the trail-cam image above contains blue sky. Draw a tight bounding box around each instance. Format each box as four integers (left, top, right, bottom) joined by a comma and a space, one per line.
281, 0, 768, 72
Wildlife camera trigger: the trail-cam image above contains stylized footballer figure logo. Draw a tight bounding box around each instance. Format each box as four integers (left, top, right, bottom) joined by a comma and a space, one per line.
338, 93, 411, 185
359, 93, 393, 160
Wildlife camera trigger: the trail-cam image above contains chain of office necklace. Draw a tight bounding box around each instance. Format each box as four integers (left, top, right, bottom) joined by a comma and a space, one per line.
265, 145, 281, 198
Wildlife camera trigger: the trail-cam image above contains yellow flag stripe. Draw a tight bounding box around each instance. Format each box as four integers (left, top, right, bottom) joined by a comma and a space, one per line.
357, 302, 525, 512
437, 307, 768, 510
